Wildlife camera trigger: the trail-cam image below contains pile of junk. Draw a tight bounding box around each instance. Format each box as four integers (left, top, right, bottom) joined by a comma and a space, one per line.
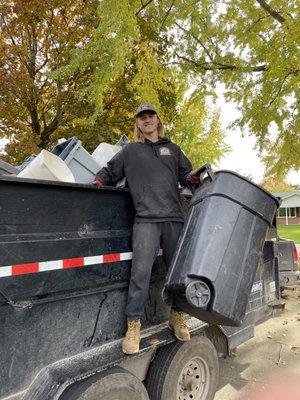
0, 136, 129, 186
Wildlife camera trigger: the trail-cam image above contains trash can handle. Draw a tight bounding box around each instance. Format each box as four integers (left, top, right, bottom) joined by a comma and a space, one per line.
194, 164, 215, 182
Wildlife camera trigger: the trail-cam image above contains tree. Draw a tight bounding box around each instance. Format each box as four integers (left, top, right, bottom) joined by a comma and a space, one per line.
0, 0, 178, 162
0, 0, 98, 163
166, 90, 230, 167
261, 174, 294, 192
147, 0, 299, 176
61, 0, 299, 175
0, 0, 229, 168
57, 0, 228, 167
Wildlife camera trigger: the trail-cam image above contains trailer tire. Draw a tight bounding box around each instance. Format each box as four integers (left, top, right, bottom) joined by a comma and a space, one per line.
60, 366, 149, 400
145, 335, 219, 400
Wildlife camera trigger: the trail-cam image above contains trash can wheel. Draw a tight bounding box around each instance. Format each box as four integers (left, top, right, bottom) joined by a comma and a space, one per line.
186, 280, 211, 308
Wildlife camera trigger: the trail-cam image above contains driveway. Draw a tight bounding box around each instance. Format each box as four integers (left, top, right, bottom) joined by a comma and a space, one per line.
214, 286, 300, 399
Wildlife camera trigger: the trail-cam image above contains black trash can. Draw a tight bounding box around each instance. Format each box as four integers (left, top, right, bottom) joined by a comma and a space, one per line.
164, 165, 280, 326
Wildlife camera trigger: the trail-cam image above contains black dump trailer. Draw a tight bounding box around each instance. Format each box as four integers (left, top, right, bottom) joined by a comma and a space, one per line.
0, 176, 282, 400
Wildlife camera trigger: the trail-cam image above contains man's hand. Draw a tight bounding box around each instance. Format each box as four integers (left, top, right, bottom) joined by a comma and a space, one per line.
186, 173, 200, 186
92, 178, 104, 187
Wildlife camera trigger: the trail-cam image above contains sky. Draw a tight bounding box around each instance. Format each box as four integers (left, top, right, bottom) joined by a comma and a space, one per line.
215, 90, 300, 186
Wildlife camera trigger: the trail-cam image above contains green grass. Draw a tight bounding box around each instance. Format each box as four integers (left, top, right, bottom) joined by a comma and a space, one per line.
278, 225, 300, 244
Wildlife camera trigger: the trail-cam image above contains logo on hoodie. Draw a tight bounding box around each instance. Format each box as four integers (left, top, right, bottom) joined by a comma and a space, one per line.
159, 147, 171, 156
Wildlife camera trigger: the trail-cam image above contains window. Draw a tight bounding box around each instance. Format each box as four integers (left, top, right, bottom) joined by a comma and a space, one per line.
277, 207, 296, 218
290, 208, 296, 217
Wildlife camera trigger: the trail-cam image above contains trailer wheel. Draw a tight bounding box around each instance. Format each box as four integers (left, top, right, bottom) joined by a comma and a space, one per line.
146, 336, 219, 400
60, 366, 149, 400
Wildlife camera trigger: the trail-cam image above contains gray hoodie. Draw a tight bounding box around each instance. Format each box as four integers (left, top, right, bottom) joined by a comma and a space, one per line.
96, 137, 192, 222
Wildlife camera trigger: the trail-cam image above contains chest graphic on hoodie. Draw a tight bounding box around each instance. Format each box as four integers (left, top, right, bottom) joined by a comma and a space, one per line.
159, 147, 171, 156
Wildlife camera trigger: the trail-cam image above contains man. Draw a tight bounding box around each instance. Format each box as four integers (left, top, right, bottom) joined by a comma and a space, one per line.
93, 103, 198, 354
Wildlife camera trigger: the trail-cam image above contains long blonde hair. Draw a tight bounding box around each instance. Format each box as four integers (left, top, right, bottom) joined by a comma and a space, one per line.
134, 116, 165, 142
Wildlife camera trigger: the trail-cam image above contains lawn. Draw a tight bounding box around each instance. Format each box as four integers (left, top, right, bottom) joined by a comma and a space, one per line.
277, 225, 300, 243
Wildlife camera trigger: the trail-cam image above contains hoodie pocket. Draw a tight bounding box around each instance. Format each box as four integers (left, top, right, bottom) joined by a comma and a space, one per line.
136, 182, 181, 217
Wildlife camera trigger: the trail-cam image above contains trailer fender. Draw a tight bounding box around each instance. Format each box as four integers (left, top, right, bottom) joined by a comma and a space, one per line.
59, 367, 149, 400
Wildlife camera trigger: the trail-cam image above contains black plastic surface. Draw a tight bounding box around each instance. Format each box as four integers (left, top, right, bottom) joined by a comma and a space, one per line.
165, 167, 279, 326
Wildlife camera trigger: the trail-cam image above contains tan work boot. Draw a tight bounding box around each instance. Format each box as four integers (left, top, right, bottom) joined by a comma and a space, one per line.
122, 320, 141, 355
169, 310, 190, 341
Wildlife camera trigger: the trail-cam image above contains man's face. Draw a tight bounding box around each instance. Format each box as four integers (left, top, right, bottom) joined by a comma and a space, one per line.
136, 112, 159, 135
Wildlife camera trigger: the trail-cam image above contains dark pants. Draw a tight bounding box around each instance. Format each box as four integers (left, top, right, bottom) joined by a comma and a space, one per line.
126, 221, 183, 320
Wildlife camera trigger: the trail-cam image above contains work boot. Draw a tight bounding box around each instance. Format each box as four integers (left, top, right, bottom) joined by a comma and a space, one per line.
169, 310, 190, 341
122, 320, 141, 355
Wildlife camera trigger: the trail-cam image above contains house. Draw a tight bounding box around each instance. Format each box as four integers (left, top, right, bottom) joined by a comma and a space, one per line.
273, 191, 300, 225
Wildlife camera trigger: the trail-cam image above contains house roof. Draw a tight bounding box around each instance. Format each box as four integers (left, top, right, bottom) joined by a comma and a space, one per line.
273, 191, 300, 208
273, 191, 300, 199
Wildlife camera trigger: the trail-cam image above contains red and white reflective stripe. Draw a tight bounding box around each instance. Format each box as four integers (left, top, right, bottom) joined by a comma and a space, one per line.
0, 251, 133, 278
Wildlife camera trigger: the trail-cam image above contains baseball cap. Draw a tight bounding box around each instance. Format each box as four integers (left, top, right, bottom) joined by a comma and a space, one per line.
135, 103, 158, 118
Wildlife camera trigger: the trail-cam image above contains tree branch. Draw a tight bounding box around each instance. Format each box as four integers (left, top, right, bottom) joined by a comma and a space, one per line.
165, 33, 267, 73
246, 15, 271, 32
136, 0, 154, 16
286, 12, 295, 21
160, 0, 175, 28
26, 24, 38, 78
173, 50, 267, 72
208, 37, 221, 58
267, 71, 297, 107
173, 22, 266, 72
35, 56, 49, 73
173, 51, 209, 68
40, 106, 64, 146
175, 22, 214, 62
256, 0, 286, 24
28, 99, 41, 136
